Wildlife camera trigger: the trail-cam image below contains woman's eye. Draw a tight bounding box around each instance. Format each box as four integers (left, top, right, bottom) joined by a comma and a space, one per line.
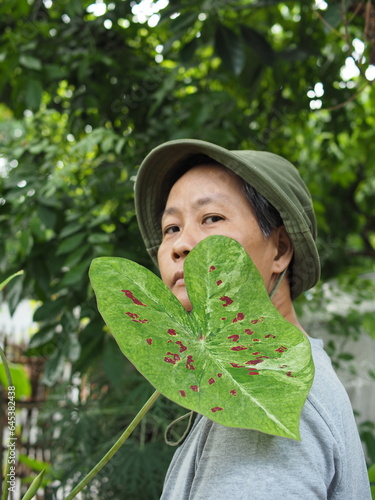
164, 225, 180, 235
204, 215, 224, 224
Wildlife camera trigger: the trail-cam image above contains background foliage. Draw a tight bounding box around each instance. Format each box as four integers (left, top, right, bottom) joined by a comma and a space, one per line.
0, 0, 374, 497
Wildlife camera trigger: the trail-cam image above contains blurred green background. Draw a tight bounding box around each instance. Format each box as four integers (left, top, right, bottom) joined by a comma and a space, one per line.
0, 0, 374, 497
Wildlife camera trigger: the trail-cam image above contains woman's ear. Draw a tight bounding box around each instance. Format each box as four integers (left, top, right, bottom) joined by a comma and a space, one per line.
272, 226, 294, 273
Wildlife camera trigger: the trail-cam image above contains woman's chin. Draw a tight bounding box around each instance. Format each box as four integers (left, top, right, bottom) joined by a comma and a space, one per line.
174, 289, 192, 312
180, 297, 192, 312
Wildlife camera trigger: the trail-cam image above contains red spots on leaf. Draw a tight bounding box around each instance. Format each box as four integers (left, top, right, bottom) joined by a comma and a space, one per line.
164, 352, 180, 364
209, 266, 216, 272
227, 334, 240, 342
265, 334, 276, 339
121, 290, 147, 306
245, 359, 263, 366
286, 371, 296, 377
208, 377, 215, 385
251, 316, 265, 324
279, 364, 288, 369
253, 339, 260, 342
186, 355, 195, 370
244, 329, 254, 335
179, 390, 186, 397
230, 389, 237, 396
164, 357, 176, 365
248, 370, 259, 376
230, 362, 245, 368
211, 407, 223, 413
221, 317, 227, 321
231, 345, 248, 351
125, 312, 149, 323
168, 329, 177, 336
167, 352, 181, 362
175, 341, 187, 353
220, 295, 233, 307
216, 280, 223, 286
232, 313, 245, 323
190, 385, 199, 392
146, 338, 152, 345
217, 373, 222, 378
252, 352, 260, 356
275, 346, 288, 353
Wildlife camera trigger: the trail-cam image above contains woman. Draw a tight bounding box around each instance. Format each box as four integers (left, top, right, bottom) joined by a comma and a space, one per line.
135, 139, 370, 500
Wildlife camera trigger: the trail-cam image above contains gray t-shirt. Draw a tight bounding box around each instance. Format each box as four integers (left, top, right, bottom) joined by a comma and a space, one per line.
160, 337, 371, 500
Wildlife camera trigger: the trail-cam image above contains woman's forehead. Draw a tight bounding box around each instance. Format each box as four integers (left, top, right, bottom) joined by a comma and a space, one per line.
168, 163, 245, 194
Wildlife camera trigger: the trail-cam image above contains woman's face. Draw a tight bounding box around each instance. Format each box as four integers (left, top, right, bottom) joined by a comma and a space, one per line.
157, 165, 283, 311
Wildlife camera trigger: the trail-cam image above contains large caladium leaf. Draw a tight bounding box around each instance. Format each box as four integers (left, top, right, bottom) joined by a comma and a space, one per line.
89, 235, 314, 440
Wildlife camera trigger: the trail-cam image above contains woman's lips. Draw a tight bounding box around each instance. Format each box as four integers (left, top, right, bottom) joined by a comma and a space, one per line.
173, 271, 185, 287
174, 277, 185, 286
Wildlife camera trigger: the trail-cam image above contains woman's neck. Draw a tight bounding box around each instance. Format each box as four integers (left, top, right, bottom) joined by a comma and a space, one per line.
271, 277, 309, 337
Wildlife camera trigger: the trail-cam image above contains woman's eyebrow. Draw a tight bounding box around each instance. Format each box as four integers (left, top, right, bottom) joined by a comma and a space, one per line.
161, 195, 229, 219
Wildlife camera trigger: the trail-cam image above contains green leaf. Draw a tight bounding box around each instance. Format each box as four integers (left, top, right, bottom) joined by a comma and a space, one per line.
369, 463, 375, 499
5, 273, 25, 316
59, 222, 84, 239
18, 454, 50, 473
42, 349, 65, 386
0, 362, 31, 399
25, 80, 43, 111
56, 233, 87, 256
180, 38, 198, 63
362, 311, 375, 338
60, 258, 91, 287
44, 64, 65, 80
369, 463, 375, 481
37, 196, 63, 210
20, 469, 45, 500
115, 137, 126, 155
90, 235, 314, 440
0, 270, 23, 290
63, 332, 81, 362
73, 319, 105, 374
170, 12, 197, 33
63, 244, 90, 268
19, 230, 34, 258
101, 134, 114, 153
240, 25, 275, 65
19, 54, 42, 71
28, 325, 56, 349
338, 352, 354, 361
37, 204, 57, 229
88, 233, 111, 244
215, 25, 246, 76
322, 3, 351, 31
33, 297, 65, 322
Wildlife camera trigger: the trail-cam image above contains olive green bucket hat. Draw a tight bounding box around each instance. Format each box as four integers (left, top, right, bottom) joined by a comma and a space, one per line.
135, 139, 320, 300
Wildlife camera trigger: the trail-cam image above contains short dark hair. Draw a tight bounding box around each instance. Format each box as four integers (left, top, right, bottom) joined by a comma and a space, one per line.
241, 182, 283, 237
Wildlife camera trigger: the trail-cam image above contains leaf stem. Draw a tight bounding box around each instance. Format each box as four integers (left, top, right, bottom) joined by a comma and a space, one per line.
0, 346, 13, 500
1, 459, 11, 500
0, 346, 13, 389
64, 389, 161, 500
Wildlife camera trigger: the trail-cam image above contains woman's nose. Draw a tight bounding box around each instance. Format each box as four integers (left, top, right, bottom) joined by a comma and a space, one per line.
172, 229, 196, 260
